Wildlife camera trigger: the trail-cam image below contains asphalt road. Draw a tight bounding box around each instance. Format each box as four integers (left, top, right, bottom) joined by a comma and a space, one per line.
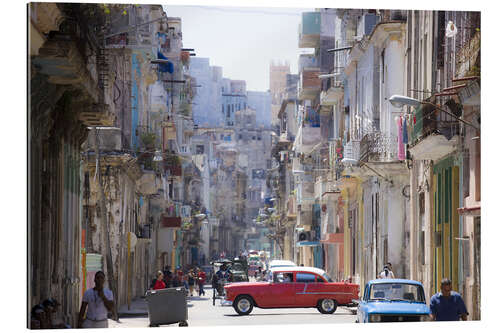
109, 286, 357, 328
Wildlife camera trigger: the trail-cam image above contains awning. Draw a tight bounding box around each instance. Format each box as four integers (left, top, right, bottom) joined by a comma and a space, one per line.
296, 241, 321, 247
457, 205, 480, 216
156, 51, 174, 73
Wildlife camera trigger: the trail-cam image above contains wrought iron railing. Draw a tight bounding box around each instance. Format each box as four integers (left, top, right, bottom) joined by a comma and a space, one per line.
409, 103, 460, 146
359, 132, 398, 163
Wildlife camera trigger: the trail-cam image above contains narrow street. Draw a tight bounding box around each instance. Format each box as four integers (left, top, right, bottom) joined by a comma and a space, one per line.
109, 286, 356, 328
28, 3, 482, 328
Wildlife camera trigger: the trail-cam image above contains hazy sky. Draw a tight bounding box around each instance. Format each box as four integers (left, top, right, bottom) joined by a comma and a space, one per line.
164, 4, 313, 92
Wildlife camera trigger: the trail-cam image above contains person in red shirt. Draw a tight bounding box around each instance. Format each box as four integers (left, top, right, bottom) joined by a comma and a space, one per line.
153, 271, 166, 290
197, 269, 206, 296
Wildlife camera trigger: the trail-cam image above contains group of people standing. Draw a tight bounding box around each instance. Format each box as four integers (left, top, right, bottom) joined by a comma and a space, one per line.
150, 266, 207, 297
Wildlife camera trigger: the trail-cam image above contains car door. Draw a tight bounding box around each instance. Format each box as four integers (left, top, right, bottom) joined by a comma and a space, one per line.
266, 271, 295, 307
294, 272, 317, 306
357, 283, 370, 323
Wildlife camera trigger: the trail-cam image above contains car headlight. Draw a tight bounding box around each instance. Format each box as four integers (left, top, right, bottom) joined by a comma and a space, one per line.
369, 314, 381, 322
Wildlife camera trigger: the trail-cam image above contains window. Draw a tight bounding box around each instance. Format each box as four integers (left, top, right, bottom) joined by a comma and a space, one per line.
296, 273, 316, 283
274, 272, 293, 283
369, 283, 425, 303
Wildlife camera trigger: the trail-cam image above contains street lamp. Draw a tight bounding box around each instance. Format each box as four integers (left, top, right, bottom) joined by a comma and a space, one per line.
388, 95, 421, 108
389, 94, 479, 130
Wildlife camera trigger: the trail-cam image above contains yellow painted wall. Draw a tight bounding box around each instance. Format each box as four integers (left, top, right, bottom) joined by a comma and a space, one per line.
342, 188, 350, 279
452, 166, 460, 291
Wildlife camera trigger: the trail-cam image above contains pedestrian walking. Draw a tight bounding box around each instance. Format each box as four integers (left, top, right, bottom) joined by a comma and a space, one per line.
429, 278, 468, 321
152, 271, 166, 290
163, 266, 172, 288
78, 271, 114, 328
172, 269, 181, 287
378, 264, 395, 279
197, 269, 207, 296
187, 269, 196, 296
182, 271, 189, 291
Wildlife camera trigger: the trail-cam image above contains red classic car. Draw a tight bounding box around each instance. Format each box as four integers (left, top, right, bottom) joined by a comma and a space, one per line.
224, 266, 359, 315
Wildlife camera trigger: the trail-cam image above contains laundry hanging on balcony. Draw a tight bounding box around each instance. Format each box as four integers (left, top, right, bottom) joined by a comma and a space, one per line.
402, 116, 408, 144
397, 116, 405, 160
157, 51, 174, 73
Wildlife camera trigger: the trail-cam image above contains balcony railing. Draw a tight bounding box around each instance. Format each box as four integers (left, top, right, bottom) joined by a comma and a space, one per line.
341, 140, 360, 164
320, 78, 344, 105
409, 103, 460, 147
455, 31, 480, 78
359, 132, 398, 163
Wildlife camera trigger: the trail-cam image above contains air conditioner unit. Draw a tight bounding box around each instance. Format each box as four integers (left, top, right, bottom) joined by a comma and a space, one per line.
298, 231, 311, 242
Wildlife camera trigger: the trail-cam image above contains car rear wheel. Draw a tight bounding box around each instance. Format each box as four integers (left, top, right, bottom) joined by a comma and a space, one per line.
317, 298, 337, 314
233, 295, 254, 315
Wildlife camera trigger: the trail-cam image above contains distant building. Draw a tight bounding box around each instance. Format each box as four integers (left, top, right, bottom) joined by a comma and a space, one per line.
247, 91, 272, 127
270, 61, 290, 126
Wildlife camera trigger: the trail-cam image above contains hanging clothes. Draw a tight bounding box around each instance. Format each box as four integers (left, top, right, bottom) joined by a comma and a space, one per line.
397, 116, 405, 161
402, 116, 408, 144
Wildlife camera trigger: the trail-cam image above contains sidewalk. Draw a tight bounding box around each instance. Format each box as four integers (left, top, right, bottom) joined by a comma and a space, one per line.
118, 297, 148, 317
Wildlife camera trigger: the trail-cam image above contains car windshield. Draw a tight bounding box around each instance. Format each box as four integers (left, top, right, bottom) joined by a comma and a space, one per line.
369, 283, 425, 302
322, 273, 334, 282
231, 263, 244, 271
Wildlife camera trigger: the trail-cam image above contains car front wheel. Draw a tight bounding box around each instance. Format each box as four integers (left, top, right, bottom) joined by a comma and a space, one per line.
233, 295, 254, 315
317, 298, 337, 314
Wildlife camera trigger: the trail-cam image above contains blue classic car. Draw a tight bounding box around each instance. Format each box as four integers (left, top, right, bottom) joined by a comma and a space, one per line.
356, 279, 431, 323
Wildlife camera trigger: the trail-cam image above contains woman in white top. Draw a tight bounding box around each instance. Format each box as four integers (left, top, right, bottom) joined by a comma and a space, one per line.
78, 271, 114, 328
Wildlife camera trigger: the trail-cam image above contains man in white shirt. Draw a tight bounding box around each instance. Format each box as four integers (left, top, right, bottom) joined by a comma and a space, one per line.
78, 271, 114, 328
378, 264, 395, 279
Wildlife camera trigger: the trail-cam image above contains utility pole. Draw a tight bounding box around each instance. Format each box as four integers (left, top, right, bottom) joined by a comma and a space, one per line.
92, 127, 119, 321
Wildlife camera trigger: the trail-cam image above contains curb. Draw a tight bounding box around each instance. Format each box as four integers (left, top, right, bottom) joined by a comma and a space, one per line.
118, 311, 149, 318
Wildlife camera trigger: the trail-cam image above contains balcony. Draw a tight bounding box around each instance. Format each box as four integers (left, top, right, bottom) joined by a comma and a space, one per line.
455, 31, 480, 79
161, 216, 181, 228
298, 55, 320, 101
320, 79, 344, 106
359, 132, 398, 163
298, 12, 321, 48
341, 140, 360, 164
408, 104, 460, 161
298, 70, 321, 100
178, 144, 191, 157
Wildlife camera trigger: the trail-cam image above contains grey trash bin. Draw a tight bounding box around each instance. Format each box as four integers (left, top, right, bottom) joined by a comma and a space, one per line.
145, 287, 188, 327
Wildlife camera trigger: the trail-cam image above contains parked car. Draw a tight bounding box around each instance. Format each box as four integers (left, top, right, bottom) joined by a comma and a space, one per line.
356, 279, 431, 323
224, 266, 359, 315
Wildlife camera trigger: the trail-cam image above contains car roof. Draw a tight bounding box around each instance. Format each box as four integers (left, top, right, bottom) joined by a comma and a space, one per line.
268, 260, 297, 266
270, 266, 326, 275
367, 279, 424, 286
